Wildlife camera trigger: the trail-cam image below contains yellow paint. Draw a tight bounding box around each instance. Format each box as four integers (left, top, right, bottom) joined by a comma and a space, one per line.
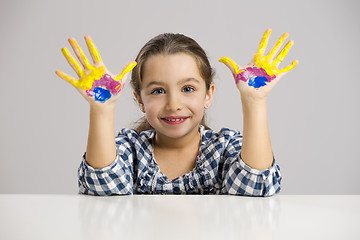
57, 66, 105, 90
114, 62, 138, 82
257, 29, 272, 55
56, 70, 78, 86
69, 39, 93, 69
218, 57, 243, 75
254, 29, 297, 76
254, 54, 277, 76
219, 29, 298, 78
267, 32, 288, 60
273, 40, 292, 66
59, 62, 137, 92
64, 38, 109, 90
277, 60, 298, 74
78, 66, 106, 90
85, 36, 102, 63
61, 47, 85, 77
58, 36, 138, 94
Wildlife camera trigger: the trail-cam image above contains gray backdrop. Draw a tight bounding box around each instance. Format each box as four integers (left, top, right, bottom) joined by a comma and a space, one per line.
1, 0, 359, 194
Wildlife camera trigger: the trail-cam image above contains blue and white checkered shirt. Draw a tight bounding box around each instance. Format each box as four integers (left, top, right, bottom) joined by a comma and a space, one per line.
78, 126, 281, 196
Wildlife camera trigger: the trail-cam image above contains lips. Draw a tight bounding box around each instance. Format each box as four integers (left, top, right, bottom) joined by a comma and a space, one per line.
161, 116, 189, 125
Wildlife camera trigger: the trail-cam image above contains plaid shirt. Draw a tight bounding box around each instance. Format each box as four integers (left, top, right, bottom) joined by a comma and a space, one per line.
78, 126, 281, 196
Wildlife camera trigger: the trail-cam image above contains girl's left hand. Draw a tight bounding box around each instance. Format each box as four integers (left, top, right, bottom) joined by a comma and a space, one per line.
219, 29, 298, 104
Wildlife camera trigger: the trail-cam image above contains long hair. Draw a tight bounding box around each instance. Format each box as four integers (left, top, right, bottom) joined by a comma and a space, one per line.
131, 33, 215, 132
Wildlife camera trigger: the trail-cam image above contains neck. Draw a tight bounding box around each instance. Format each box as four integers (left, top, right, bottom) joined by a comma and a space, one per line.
154, 127, 201, 150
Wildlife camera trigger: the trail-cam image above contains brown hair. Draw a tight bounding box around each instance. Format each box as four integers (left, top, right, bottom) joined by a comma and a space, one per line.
131, 33, 215, 132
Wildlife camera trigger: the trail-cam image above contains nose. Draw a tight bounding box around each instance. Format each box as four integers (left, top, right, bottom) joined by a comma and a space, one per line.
166, 92, 182, 111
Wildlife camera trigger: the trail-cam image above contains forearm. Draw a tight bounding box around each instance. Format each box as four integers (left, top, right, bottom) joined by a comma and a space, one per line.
86, 104, 117, 169
241, 99, 273, 170
219, 29, 297, 172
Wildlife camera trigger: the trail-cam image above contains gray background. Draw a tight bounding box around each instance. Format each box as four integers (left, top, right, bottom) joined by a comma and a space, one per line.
1, 0, 359, 194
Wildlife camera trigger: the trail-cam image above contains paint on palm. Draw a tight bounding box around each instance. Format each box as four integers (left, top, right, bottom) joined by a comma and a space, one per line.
219, 29, 298, 89
57, 36, 137, 103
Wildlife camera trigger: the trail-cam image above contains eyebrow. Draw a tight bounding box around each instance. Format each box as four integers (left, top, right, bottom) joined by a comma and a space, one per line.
144, 78, 201, 89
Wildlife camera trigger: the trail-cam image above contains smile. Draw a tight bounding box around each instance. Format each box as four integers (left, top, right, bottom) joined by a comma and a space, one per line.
161, 116, 189, 125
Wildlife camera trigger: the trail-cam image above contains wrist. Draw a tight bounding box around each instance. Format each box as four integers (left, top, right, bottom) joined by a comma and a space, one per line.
241, 98, 268, 122
90, 102, 116, 115
241, 97, 267, 110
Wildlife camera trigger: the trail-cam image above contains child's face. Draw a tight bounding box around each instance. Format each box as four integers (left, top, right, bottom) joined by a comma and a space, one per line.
137, 53, 214, 140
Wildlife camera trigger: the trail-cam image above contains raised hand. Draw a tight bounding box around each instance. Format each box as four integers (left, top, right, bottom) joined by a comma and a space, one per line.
219, 29, 298, 101
56, 35, 137, 104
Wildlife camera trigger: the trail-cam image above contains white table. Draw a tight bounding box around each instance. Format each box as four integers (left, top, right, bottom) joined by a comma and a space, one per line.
0, 194, 359, 240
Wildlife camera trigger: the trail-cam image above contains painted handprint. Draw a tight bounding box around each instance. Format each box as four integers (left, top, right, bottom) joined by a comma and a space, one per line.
219, 29, 298, 89
56, 35, 137, 103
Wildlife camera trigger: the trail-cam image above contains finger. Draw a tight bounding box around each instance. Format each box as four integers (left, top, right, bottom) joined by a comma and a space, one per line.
61, 47, 85, 78
55, 70, 79, 88
278, 60, 299, 74
68, 37, 93, 70
114, 61, 137, 82
84, 35, 102, 64
273, 40, 294, 66
267, 32, 288, 60
257, 28, 272, 56
218, 57, 242, 76
114, 71, 129, 92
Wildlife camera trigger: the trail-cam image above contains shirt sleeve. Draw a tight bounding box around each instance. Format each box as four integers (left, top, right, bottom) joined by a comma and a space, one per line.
77, 129, 136, 196
220, 129, 282, 197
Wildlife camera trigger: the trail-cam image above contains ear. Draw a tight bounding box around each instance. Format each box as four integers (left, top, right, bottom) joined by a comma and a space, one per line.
133, 91, 142, 104
133, 91, 145, 112
204, 83, 215, 109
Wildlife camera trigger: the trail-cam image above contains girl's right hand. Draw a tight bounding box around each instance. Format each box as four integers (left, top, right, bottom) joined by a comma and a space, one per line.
56, 35, 137, 108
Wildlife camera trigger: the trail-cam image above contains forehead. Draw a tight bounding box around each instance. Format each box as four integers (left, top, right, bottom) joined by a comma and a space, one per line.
142, 53, 203, 85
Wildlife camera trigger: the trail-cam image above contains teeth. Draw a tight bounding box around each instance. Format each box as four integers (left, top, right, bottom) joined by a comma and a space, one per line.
167, 118, 183, 122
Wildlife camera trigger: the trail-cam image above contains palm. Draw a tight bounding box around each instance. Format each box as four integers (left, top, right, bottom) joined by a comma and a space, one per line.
56, 35, 136, 105
235, 68, 277, 102
220, 29, 298, 101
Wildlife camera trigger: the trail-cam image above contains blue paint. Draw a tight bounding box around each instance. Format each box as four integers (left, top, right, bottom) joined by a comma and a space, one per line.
93, 87, 111, 103
248, 76, 268, 88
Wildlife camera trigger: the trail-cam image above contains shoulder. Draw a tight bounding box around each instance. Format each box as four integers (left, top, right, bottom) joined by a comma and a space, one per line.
201, 126, 242, 145
116, 128, 154, 141
115, 128, 155, 151
199, 126, 243, 159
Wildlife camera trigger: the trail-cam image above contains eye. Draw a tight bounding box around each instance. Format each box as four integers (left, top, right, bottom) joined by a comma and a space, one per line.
151, 88, 165, 95
182, 86, 195, 93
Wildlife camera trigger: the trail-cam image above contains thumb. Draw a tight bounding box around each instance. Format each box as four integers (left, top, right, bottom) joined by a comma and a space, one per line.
219, 57, 242, 76
114, 61, 137, 82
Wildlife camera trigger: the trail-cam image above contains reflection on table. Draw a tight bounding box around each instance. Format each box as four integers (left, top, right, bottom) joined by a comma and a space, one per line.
0, 194, 359, 240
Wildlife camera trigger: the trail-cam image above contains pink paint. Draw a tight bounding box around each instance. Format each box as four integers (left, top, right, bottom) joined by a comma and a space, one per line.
234, 67, 276, 84
86, 74, 123, 97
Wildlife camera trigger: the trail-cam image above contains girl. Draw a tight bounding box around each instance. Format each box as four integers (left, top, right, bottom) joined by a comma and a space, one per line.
56, 29, 297, 196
